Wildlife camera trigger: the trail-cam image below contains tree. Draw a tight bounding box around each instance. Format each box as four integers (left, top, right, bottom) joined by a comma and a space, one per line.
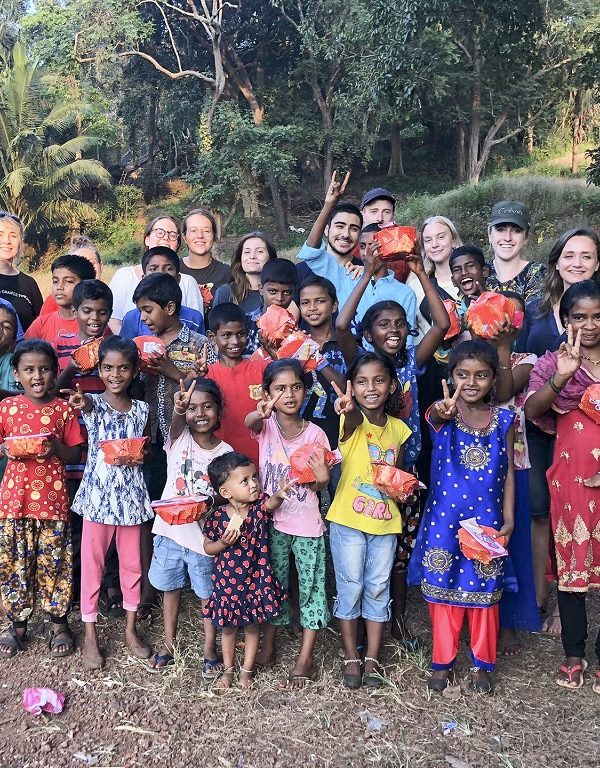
0, 42, 111, 253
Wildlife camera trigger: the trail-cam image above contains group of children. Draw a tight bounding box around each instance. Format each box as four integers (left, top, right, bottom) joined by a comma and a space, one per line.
0, 181, 598, 698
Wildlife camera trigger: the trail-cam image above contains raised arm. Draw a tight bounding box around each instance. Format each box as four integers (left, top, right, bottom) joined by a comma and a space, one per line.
306, 171, 350, 248
332, 380, 363, 440
407, 255, 451, 369
170, 379, 197, 442
244, 391, 283, 433
335, 242, 379, 364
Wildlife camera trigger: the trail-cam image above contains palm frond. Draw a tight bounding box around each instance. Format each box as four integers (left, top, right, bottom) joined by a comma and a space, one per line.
37, 199, 99, 228
38, 158, 111, 197
41, 136, 103, 167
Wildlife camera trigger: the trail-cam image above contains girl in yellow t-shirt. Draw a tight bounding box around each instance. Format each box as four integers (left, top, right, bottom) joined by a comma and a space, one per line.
328, 352, 411, 690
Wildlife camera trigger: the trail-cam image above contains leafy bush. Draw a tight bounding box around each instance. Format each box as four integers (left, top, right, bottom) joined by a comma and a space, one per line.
395, 175, 600, 262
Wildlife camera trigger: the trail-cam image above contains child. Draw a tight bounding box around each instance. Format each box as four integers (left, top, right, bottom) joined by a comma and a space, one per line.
327, 353, 411, 689
296, 171, 417, 337
64, 336, 153, 669
204, 303, 270, 467
336, 242, 450, 644
25, 254, 96, 342
449, 244, 489, 311
120, 246, 205, 339
0, 340, 83, 659
147, 378, 232, 676
245, 258, 298, 354
203, 451, 291, 689
299, 276, 347, 495
133, 272, 215, 618
408, 340, 515, 694
245, 359, 331, 689
525, 280, 600, 692
0, 305, 20, 398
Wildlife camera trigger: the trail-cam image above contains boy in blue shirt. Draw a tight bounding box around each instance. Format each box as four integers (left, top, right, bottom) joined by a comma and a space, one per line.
245, 258, 298, 353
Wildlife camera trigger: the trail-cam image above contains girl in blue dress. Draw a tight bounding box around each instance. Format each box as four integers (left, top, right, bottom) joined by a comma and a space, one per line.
408, 340, 515, 694
336, 238, 450, 646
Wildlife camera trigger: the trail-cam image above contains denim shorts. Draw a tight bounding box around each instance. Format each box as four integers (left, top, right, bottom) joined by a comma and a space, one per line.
329, 522, 396, 622
148, 535, 214, 599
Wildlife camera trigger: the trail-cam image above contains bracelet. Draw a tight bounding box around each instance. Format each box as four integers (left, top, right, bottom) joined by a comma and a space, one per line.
548, 373, 564, 394
498, 365, 511, 371
174, 407, 187, 415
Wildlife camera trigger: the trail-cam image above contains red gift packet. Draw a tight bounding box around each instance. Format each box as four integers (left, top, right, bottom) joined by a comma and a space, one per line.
99, 436, 149, 465
289, 443, 340, 483
458, 521, 507, 564
373, 226, 417, 262
443, 299, 462, 340
371, 463, 420, 502
466, 292, 524, 338
4, 433, 51, 458
71, 337, 102, 373
579, 384, 600, 426
256, 305, 297, 346
133, 335, 167, 372
151, 495, 209, 525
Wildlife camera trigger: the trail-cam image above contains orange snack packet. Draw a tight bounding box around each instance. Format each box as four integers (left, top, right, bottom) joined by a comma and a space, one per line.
151, 495, 209, 525
99, 436, 149, 465
71, 337, 103, 373
288, 443, 339, 484
371, 463, 420, 502
256, 305, 297, 346
277, 330, 322, 372
465, 292, 524, 338
133, 335, 167, 372
4, 433, 51, 459
579, 384, 600, 426
373, 225, 417, 262
458, 524, 507, 565
443, 299, 462, 340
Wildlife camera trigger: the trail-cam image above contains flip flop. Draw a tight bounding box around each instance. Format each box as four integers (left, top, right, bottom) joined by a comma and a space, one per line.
556, 659, 587, 689
278, 670, 316, 689
201, 657, 224, 680
362, 657, 384, 689
0, 627, 25, 660
102, 592, 125, 619
48, 626, 74, 659
147, 652, 175, 673
342, 658, 362, 689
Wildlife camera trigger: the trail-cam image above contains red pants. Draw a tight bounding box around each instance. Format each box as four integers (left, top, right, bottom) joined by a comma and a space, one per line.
81, 520, 142, 623
429, 602, 499, 671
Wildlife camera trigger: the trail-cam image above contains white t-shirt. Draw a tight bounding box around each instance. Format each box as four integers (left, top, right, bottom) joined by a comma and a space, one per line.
109, 265, 203, 320
407, 271, 458, 342
152, 429, 232, 554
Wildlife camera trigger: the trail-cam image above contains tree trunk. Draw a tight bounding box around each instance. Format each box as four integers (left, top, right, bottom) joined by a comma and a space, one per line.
239, 166, 260, 220
266, 170, 288, 238
323, 133, 333, 193
465, 43, 482, 184
456, 123, 467, 183
388, 123, 405, 177
571, 89, 582, 175
142, 92, 159, 202
526, 113, 534, 153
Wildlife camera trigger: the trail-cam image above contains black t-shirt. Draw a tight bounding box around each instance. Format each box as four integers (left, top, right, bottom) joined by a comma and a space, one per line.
0, 272, 43, 330
179, 258, 231, 313
301, 339, 346, 449
212, 283, 262, 314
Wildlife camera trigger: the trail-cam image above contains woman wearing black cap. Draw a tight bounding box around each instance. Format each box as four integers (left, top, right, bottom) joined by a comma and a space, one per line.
486, 200, 547, 303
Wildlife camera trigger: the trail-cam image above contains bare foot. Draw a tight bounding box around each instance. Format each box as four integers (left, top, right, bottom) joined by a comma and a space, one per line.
214, 667, 235, 689
498, 627, 522, 657
239, 668, 255, 689
254, 647, 275, 668
125, 629, 151, 659
542, 607, 561, 636
82, 639, 104, 670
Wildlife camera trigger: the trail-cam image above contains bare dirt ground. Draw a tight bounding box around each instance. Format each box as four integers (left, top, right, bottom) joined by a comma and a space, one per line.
1, 589, 599, 768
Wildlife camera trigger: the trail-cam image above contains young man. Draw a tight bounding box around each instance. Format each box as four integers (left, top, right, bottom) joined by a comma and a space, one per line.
120, 247, 205, 339
179, 209, 231, 315
296, 172, 417, 338
360, 187, 396, 227
205, 303, 270, 467
245, 258, 298, 354
298, 275, 346, 497
26, 254, 96, 342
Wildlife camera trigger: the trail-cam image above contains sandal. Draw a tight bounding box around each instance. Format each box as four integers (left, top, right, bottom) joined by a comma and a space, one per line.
49, 626, 74, 659
427, 670, 455, 693
213, 666, 235, 690
362, 657, 384, 689
278, 669, 317, 690
0, 627, 25, 660
593, 670, 600, 695
102, 592, 125, 619
469, 666, 492, 694
136, 603, 155, 623
201, 657, 224, 680
147, 652, 175, 673
556, 659, 587, 689
342, 658, 362, 689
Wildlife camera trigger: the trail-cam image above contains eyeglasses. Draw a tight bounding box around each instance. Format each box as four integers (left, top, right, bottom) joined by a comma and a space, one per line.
150, 227, 179, 242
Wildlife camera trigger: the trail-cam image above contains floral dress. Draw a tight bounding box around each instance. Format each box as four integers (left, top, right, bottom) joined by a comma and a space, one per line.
203, 493, 286, 627
71, 396, 153, 526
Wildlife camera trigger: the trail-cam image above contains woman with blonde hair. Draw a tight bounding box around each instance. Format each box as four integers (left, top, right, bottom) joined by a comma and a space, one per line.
0, 212, 42, 330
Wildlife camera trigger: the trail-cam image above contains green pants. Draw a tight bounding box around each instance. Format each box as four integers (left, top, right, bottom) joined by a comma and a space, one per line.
268, 525, 330, 630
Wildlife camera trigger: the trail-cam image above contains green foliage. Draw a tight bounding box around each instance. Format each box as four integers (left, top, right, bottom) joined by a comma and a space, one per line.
395, 175, 600, 260
0, 41, 112, 246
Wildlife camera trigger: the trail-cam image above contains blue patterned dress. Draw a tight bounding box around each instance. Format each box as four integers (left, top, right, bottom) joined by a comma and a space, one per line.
71, 396, 153, 525
408, 406, 515, 608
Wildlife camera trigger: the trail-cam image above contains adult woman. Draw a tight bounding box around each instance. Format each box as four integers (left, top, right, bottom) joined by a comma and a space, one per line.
108, 214, 201, 333
179, 208, 231, 315
485, 200, 547, 302
522, 227, 600, 632
212, 231, 277, 313
0, 211, 42, 330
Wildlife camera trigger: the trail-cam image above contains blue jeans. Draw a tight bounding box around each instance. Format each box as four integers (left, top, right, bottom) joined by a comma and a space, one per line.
148, 535, 214, 599
329, 522, 396, 622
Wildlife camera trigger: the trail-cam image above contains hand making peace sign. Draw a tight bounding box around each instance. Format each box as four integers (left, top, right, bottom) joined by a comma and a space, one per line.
256, 390, 283, 420
174, 378, 197, 414
325, 170, 351, 206
556, 324, 582, 379
60, 383, 87, 411
332, 381, 355, 415
435, 380, 463, 421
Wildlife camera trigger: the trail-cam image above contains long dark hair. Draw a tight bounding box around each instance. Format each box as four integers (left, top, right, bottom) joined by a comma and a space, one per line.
230, 231, 277, 305
346, 352, 400, 416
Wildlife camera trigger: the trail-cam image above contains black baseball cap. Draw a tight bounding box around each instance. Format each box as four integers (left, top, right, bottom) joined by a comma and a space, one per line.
360, 188, 396, 210
489, 200, 530, 230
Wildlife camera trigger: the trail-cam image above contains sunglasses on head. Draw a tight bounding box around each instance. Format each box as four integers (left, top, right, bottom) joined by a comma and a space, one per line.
0, 211, 21, 223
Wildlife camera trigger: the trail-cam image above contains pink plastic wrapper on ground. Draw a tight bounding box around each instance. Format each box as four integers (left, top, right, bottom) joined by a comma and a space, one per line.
465, 291, 524, 338
22, 687, 65, 715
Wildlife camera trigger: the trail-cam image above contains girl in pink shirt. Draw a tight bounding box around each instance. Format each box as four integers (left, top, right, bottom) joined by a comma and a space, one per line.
245, 359, 331, 689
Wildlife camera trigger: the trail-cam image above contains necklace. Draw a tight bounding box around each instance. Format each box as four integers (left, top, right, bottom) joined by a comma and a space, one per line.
581, 355, 600, 365
275, 415, 307, 439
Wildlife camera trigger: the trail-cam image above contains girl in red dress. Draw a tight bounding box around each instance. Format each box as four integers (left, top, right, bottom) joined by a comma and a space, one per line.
526, 280, 600, 693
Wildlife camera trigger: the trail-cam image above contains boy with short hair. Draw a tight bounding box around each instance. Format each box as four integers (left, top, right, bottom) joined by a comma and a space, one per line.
297, 172, 417, 337
26, 254, 96, 342
245, 258, 298, 354
449, 244, 489, 309
121, 246, 205, 339
205, 302, 270, 466
298, 276, 346, 496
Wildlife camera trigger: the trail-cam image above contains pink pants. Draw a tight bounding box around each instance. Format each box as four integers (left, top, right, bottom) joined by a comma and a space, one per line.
80, 520, 142, 623
429, 602, 499, 672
